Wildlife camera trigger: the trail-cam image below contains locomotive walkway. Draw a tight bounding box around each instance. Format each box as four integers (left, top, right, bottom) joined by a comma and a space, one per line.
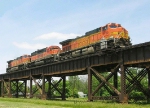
0, 41, 150, 103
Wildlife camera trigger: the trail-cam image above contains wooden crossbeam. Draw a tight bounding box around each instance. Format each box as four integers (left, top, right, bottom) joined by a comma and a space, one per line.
126, 68, 146, 90
90, 67, 121, 96
3, 80, 9, 93
31, 76, 42, 94
126, 68, 146, 89
11, 81, 26, 96
92, 71, 114, 95
51, 83, 62, 95
90, 65, 120, 96
126, 68, 149, 96
51, 78, 63, 95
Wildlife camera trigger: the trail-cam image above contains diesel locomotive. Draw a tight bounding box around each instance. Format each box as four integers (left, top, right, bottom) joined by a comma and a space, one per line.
6, 23, 131, 73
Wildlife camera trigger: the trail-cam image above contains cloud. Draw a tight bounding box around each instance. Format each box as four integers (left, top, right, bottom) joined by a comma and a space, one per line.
34, 32, 80, 40
13, 42, 47, 50
12, 32, 81, 50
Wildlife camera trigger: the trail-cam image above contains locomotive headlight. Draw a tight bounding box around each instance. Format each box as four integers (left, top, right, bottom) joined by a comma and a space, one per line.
109, 36, 114, 39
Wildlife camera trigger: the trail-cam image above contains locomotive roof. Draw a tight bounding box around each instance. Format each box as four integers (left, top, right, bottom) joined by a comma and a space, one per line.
7, 60, 13, 63
31, 47, 46, 56
59, 27, 102, 44
59, 39, 73, 45
85, 27, 101, 36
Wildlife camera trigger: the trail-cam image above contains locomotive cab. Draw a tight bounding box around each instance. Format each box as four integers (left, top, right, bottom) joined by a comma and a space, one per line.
18, 54, 31, 70
59, 39, 72, 52
6, 60, 13, 73
59, 39, 73, 60
100, 23, 131, 49
46, 46, 61, 55
45, 46, 61, 61
6, 54, 30, 73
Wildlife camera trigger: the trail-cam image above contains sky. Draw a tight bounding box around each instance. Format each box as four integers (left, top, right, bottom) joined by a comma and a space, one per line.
0, 0, 150, 74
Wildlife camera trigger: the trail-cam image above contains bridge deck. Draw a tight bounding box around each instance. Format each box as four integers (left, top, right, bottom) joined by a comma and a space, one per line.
0, 41, 150, 103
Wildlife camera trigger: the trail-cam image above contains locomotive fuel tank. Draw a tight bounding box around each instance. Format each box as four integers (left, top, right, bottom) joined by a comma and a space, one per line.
34, 60, 45, 66
10, 66, 18, 71
82, 46, 94, 55
72, 50, 81, 57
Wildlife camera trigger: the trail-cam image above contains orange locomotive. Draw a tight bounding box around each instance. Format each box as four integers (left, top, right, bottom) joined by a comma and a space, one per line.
7, 23, 131, 72
7, 55, 30, 71
7, 46, 61, 72
30, 46, 60, 66
59, 23, 131, 59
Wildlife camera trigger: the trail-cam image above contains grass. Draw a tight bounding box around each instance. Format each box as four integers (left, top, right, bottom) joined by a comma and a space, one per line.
0, 97, 150, 108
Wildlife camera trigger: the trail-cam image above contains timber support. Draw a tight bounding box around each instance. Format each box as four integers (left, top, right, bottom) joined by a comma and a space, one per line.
31, 75, 44, 99
46, 76, 66, 100
88, 67, 92, 101
62, 76, 66, 100
30, 74, 33, 98
125, 68, 149, 101
148, 68, 150, 102
2, 79, 10, 97
119, 65, 128, 103
47, 76, 52, 99
1, 80, 4, 97
42, 74, 46, 99
87, 64, 121, 101
10, 80, 27, 98
0, 81, 2, 97
8, 79, 12, 97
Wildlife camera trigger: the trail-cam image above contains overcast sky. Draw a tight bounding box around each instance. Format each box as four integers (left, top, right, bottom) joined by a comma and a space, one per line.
0, 0, 150, 74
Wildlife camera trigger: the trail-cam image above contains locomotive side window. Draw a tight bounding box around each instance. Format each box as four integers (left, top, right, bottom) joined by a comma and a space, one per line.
102, 26, 107, 31
99, 27, 101, 32
118, 24, 121, 27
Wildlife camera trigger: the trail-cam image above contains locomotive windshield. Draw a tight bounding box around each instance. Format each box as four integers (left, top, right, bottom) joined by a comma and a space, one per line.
52, 47, 59, 49
110, 23, 117, 28
50, 46, 60, 50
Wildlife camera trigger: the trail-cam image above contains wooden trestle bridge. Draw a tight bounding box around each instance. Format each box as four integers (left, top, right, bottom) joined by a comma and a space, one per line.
0, 41, 150, 103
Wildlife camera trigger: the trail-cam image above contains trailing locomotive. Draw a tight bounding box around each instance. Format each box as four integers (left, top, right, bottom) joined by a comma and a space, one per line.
6, 23, 131, 73
7, 46, 61, 72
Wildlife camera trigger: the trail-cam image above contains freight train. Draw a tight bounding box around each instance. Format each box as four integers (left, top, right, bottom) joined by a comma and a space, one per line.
6, 23, 131, 73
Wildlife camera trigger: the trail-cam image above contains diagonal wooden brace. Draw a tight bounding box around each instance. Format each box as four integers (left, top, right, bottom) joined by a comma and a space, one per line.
51, 78, 63, 95
91, 65, 120, 96
2, 80, 9, 93
126, 68, 149, 96
90, 67, 121, 96
31, 76, 42, 94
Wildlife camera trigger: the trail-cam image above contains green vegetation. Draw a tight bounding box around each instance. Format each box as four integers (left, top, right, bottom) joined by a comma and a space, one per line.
0, 97, 150, 108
